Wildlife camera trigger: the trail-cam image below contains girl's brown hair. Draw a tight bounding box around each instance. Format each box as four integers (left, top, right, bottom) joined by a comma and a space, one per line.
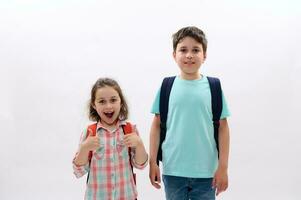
88, 78, 129, 122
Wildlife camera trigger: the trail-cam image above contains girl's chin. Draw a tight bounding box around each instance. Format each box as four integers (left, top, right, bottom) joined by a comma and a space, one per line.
102, 118, 118, 126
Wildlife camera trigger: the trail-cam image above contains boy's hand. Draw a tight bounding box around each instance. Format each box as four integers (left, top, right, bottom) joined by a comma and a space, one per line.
123, 133, 142, 148
149, 162, 161, 189
81, 129, 101, 151
212, 166, 228, 196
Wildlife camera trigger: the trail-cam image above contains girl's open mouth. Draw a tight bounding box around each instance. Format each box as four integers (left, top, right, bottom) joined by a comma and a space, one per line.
104, 112, 114, 118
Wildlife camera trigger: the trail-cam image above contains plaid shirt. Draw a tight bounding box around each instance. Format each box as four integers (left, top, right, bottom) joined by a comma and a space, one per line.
73, 121, 147, 200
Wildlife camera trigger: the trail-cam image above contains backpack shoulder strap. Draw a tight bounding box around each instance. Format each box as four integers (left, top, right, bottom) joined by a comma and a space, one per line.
86, 123, 97, 159
121, 122, 136, 185
207, 76, 223, 154
160, 76, 176, 126
207, 76, 222, 121
87, 123, 97, 137
122, 122, 133, 134
157, 76, 176, 165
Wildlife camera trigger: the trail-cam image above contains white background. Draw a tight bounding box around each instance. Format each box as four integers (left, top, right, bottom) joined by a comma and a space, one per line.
0, 0, 300, 199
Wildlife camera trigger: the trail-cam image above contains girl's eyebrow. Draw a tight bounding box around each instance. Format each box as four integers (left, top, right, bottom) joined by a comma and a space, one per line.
96, 96, 118, 100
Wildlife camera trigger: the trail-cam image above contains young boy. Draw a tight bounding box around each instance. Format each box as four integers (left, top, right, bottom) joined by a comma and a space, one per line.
149, 26, 230, 200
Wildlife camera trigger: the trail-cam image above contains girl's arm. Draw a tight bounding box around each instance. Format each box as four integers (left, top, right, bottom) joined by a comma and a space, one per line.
123, 126, 148, 168
74, 132, 101, 165
133, 138, 148, 166
72, 129, 100, 178
73, 143, 90, 166
213, 118, 230, 195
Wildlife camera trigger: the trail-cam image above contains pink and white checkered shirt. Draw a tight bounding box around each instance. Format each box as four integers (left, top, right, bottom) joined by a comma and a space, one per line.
73, 121, 147, 200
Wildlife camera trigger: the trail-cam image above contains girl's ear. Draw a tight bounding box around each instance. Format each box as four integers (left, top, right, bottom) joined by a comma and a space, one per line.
91, 102, 96, 110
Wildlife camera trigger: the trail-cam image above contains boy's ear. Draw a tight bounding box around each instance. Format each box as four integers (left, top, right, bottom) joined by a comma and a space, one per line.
172, 51, 176, 59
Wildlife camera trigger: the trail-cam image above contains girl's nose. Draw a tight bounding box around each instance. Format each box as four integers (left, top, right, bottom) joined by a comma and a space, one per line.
106, 103, 113, 108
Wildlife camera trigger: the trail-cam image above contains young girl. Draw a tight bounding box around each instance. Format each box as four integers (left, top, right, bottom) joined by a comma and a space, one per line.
73, 78, 148, 200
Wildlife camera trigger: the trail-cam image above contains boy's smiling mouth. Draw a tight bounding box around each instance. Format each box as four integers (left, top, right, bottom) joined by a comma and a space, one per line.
184, 61, 195, 64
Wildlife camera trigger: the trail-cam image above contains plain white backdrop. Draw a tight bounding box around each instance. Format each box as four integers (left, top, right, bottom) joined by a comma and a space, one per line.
0, 0, 300, 199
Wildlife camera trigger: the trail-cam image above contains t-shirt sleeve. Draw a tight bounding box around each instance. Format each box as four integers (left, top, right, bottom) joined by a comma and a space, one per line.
220, 91, 230, 119
151, 88, 161, 114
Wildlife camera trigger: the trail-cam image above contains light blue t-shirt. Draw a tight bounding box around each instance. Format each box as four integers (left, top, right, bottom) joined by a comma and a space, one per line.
151, 75, 230, 178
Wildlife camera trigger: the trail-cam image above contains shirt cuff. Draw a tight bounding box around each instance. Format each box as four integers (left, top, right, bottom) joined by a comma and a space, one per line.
132, 154, 148, 170
72, 156, 89, 178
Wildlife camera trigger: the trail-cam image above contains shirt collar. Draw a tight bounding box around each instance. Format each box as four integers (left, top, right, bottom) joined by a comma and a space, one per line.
96, 120, 127, 132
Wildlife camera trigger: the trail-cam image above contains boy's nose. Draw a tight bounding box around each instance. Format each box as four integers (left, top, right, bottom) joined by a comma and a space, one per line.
186, 52, 193, 59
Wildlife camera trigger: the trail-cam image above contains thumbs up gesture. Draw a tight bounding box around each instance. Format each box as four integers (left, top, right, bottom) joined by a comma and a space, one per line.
123, 133, 143, 148
82, 129, 101, 151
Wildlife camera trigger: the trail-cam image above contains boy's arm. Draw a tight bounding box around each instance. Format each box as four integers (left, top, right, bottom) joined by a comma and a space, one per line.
149, 114, 162, 189
218, 118, 230, 170
213, 118, 230, 195
149, 114, 161, 164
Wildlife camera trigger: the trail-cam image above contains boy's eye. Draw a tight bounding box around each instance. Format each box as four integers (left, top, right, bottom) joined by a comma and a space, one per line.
193, 49, 200, 53
179, 49, 187, 52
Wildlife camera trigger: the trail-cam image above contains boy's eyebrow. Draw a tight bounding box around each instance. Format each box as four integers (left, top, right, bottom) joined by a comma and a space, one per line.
178, 46, 201, 49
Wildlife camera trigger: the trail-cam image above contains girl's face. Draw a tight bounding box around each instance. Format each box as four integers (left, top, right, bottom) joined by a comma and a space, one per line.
173, 36, 206, 80
93, 86, 121, 128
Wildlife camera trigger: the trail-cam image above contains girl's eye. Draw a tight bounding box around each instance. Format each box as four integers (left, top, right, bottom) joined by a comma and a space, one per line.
110, 98, 117, 103
98, 100, 105, 104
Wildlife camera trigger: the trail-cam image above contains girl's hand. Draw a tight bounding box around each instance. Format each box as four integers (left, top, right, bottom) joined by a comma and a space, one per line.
123, 133, 142, 148
81, 129, 101, 151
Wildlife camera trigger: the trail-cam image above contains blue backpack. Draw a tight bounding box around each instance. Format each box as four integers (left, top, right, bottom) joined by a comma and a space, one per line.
157, 76, 223, 165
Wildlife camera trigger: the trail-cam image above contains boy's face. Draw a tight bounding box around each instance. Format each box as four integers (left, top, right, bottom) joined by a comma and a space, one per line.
93, 86, 121, 127
173, 36, 206, 79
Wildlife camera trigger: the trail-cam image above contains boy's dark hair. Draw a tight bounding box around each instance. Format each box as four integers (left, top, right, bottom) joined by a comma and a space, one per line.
89, 78, 129, 122
172, 26, 208, 53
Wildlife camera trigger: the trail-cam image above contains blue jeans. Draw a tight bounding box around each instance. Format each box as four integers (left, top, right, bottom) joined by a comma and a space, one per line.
163, 175, 216, 200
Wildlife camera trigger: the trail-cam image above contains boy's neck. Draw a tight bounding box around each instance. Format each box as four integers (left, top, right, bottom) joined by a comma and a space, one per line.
180, 73, 202, 80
